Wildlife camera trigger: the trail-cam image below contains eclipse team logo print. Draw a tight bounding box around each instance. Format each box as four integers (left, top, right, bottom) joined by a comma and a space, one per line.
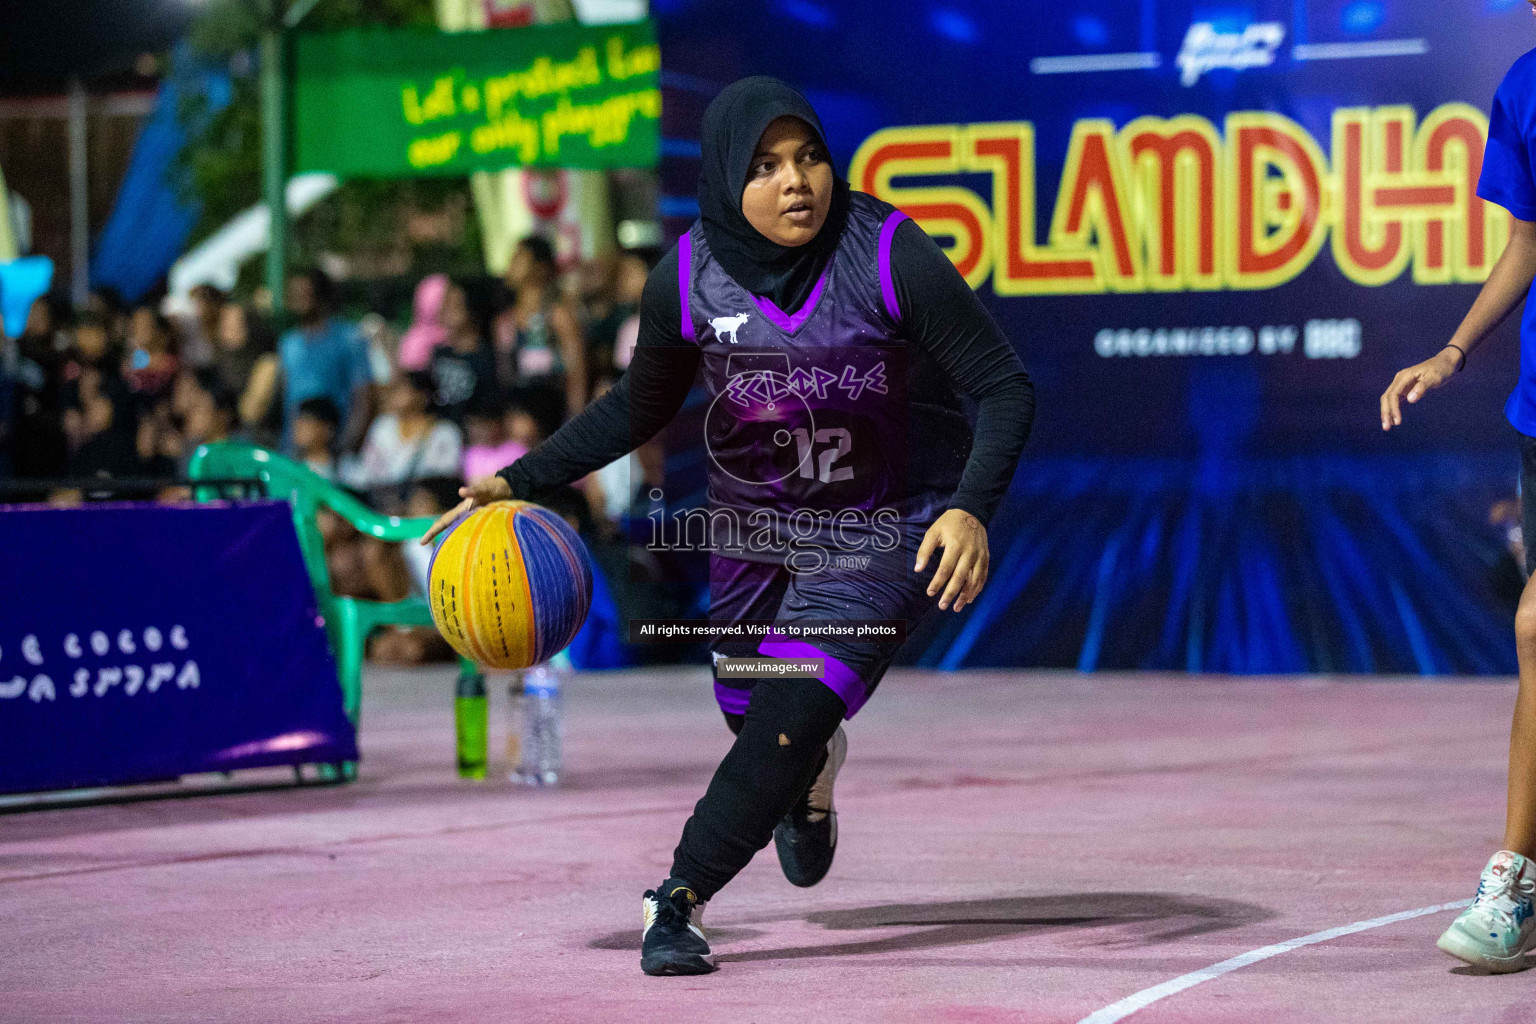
705, 354, 816, 487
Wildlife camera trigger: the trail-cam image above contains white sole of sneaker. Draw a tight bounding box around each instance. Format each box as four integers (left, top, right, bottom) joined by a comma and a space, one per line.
1437, 926, 1534, 973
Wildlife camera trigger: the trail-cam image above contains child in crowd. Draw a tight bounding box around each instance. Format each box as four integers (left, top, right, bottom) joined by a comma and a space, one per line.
506, 402, 544, 451
368, 475, 464, 665
291, 397, 341, 480
461, 401, 530, 482
346, 371, 462, 507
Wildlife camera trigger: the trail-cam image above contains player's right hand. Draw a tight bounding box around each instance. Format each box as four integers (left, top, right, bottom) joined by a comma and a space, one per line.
1380, 348, 1461, 431
420, 474, 512, 545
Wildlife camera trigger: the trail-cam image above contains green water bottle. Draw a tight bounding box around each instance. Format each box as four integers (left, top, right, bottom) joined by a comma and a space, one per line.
455, 669, 488, 779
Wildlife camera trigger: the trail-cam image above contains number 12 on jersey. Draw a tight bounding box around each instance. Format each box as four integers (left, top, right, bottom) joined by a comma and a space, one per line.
790, 427, 855, 483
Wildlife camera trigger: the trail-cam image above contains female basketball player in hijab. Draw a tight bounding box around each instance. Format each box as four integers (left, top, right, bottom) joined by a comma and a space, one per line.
423, 77, 1034, 975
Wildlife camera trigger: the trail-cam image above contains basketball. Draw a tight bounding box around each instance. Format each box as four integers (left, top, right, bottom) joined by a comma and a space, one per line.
427, 500, 593, 670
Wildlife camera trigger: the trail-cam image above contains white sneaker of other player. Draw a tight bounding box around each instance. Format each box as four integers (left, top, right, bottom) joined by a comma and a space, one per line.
1437, 850, 1536, 973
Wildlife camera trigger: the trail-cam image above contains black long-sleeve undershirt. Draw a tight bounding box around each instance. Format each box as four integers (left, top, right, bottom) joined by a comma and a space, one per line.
498, 219, 1034, 525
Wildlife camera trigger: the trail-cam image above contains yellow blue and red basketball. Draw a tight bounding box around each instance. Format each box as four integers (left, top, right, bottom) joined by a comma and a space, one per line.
427, 500, 593, 669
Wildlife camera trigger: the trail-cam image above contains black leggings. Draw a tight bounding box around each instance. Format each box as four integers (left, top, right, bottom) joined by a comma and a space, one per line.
670, 676, 846, 900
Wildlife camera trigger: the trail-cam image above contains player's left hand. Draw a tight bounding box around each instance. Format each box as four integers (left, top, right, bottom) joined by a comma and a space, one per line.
1380, 347, 1461, 430
915, 509, 990, 612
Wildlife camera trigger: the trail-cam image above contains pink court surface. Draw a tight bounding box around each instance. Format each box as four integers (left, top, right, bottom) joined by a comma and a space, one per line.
4, 667, 1532, 1023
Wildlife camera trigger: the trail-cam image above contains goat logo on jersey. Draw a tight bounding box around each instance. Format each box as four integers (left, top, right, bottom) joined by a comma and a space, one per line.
709, 313, 751, 344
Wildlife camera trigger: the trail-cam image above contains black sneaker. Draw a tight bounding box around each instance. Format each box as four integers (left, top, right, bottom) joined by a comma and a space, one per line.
640, 879, 715, 975
774, 725, 847, 888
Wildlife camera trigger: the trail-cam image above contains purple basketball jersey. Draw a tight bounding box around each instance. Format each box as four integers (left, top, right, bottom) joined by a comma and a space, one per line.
679, 192, 972, 565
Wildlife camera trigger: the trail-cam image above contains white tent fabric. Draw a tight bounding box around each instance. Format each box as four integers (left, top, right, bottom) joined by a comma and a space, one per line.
167, 172, 338, 303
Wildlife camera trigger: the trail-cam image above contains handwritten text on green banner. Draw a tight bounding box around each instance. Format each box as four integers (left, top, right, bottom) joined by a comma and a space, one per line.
294, 21, 660, 176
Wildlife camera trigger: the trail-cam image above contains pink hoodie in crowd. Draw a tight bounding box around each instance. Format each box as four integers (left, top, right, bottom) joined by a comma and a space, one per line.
462, 440, 529, 482
396, 274, 450, 371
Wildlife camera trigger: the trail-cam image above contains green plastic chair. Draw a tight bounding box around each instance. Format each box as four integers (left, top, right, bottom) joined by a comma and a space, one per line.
187, 440, 488, 777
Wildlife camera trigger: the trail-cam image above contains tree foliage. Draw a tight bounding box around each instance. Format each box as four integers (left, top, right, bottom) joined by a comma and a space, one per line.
179, 0, 483, 292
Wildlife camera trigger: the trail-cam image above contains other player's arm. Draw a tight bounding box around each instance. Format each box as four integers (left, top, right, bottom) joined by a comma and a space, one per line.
424, 250, 697, 543
1381, 217, 1536, 430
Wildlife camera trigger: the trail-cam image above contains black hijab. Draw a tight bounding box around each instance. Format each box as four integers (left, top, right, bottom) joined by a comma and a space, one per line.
697, 77, 851, 314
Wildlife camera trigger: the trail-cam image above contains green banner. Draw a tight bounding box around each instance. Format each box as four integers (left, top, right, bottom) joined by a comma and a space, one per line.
293, 21, 660, 176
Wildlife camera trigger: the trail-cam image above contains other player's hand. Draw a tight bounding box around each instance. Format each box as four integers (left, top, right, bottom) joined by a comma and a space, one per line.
1380, 348, 1461, 431
915, 508, 989, 612
420, 474, 512, 545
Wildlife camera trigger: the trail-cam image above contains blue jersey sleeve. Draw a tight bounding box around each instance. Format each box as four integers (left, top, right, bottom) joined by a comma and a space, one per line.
1480, 68, 1536, 221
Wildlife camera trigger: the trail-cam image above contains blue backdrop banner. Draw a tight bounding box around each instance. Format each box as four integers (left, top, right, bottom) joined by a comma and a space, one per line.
654, 0, 1535, 672
0, 502, 357, 794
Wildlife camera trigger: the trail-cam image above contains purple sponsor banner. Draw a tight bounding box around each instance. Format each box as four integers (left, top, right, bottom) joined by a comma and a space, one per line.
0, 501, 357, 794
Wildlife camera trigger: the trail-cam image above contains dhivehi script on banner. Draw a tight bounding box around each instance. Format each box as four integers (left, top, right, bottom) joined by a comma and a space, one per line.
293, 20, 660, 176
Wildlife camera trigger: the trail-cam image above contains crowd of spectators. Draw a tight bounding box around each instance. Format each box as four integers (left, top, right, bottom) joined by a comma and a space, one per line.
0, 236, 662, 663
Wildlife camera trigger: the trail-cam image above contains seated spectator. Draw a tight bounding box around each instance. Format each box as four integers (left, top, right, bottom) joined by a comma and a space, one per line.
358, 309, 398, 386
63, 311, 120, 379
11, 296, 70, 478
395, 274, 449, 372
400, 475, 468, 596
170, 366, 214, 428
176, 283, 226, 368
292, 396, 341, 480
494, 235, 587, 431
212, 302, 280, 445
575, 253, 620, 373
346, 370, 462, 510
135, 397, 182, 478
123, 304, 180, 400
86, 286, 129, 343
369, 475, 463, 665
430, 279, 500, 424
581, 375, 645, 538
62, 312, 122, 452
461, 400, 529, 482
279, 268, 372, 453
66, 366, 140, 479
506, 401, 544, 451
587, 252, 649, 376
184, 381, 240, 451
129, 366, 227, 478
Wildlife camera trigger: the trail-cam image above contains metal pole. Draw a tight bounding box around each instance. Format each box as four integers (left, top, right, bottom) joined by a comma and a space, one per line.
67, 76, 89, 308
261, 2, 288, 317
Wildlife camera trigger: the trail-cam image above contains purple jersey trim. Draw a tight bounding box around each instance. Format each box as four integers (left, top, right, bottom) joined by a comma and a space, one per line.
678, 230, 696, 343
713, 681, 752, 715
750, 259, 832, 334
877, 211, 909, 322
758, 636, 869, 718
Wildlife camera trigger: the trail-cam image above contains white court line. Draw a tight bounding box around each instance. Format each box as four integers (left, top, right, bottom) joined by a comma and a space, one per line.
1030, 52, 1162, 75
1075, 899, 1472, 1024
1293, 38, 1428, 60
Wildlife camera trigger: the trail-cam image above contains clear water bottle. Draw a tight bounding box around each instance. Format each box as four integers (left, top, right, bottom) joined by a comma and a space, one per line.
505, 671, 524, 781
517, 663, 564, 786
